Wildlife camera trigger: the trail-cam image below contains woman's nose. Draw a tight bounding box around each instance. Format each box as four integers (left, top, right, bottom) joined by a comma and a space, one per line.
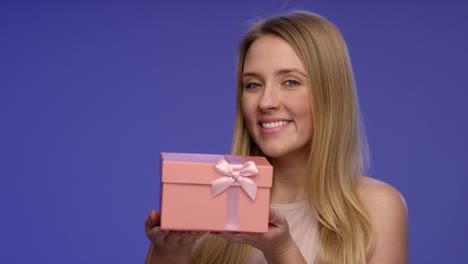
258, 86, 280, 112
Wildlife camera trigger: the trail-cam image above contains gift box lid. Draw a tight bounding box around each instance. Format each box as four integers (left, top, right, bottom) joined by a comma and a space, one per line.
160, 152, 273, 188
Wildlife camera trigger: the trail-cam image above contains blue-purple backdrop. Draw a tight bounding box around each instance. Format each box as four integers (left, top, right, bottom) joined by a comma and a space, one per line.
1, 0, 467, 263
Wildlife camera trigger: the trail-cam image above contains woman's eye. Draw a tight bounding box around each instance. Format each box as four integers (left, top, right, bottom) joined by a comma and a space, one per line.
243, 82, 261, 89
284, 79, 301, 86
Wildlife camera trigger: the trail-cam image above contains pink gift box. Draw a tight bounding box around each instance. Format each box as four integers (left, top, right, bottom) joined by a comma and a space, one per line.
160, 152, 273, 233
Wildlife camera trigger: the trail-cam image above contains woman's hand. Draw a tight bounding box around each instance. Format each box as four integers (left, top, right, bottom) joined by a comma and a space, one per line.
215, 208, 306, 264
144, 210, 205, 264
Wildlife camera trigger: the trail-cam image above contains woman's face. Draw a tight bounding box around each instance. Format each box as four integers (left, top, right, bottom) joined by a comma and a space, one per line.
241, 34, 313, 159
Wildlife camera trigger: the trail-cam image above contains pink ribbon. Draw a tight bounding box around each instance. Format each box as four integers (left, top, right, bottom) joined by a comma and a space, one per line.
211, 159, 258, 200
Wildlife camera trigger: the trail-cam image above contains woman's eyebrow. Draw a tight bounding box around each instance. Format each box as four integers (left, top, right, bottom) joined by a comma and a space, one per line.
242, 68, 307, 78
276, 68, 307, 77
241, 72, 261, 78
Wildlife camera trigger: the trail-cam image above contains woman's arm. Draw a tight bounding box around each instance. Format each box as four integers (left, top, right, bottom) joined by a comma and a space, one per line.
144, 210, 204, 264
216, 208, 306, 264
358, 176, 408, 264
262, 237, 306, 264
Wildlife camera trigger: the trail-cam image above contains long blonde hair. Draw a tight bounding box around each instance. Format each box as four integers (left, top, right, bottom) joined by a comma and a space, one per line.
191, 11, 374, 264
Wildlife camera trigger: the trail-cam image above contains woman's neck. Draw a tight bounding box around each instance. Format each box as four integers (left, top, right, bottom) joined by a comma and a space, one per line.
269, 154, 308, 204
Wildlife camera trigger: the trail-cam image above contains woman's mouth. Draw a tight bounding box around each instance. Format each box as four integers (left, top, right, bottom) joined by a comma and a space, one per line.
260, 120, 291, 128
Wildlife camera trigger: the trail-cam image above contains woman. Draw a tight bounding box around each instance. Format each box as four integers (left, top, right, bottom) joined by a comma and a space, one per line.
145, 11, 408, 264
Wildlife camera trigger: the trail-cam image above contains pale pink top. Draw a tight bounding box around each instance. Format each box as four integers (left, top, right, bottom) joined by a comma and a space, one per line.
247, 200, 319, 264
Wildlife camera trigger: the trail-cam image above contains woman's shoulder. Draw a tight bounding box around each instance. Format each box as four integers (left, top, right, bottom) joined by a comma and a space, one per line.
355, 176, 407, 213
355, 176, 408, 263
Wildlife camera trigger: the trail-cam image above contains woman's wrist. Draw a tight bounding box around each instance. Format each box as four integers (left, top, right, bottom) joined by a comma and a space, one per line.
263, 237, 306, 264
149, 244, 192, 264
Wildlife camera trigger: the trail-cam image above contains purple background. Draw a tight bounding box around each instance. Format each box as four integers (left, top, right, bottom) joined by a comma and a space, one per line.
1, 0, 467, 263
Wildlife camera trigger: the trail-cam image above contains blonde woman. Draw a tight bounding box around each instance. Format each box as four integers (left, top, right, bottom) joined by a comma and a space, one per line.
145, 11, 408, 264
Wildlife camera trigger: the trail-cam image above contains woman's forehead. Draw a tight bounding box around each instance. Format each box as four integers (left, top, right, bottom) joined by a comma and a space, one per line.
243, 35, 305, 74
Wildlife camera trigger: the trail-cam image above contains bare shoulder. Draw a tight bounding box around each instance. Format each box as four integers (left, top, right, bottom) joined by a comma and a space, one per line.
356, 176, 408, 264
356, 176, 407, 213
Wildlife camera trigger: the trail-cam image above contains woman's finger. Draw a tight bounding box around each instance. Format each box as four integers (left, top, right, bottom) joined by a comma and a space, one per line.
216, 232, 249, 244
268, 207, 286, 227
144, 210, 160, 232
180, 234, 198, 244
164, 231, 184, 245
194, 232, 207, 240
146, 225, 170, 243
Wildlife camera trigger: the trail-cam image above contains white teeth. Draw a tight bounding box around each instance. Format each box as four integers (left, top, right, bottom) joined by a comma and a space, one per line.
261, 121, 289, 128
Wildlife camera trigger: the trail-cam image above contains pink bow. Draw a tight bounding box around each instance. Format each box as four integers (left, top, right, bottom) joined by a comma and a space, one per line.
211, 159, 259, 200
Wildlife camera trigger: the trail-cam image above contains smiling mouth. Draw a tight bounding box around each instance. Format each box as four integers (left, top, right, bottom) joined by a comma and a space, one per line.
260, 120, 291, 128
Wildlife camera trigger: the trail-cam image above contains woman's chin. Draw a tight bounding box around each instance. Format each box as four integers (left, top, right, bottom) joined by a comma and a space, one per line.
258, 148, 287, 159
